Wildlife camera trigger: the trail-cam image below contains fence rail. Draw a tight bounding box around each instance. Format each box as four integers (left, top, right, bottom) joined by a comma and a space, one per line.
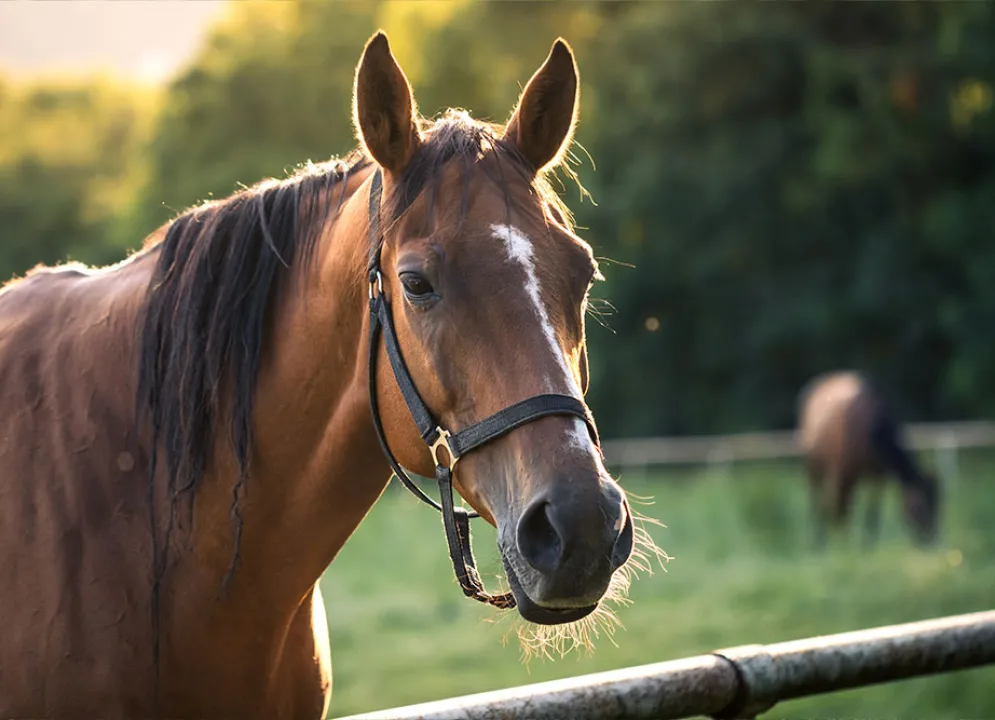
335, 610, 995, 720
601, 420, 995, 470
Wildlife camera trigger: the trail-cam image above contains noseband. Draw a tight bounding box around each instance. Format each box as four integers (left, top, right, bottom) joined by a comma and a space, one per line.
366, 169, 600, 609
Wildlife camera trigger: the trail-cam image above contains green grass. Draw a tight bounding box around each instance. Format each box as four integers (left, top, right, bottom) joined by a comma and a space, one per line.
320, 449, 995, 719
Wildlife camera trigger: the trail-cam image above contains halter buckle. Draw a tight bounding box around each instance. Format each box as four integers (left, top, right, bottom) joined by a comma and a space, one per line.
430, 428, 459, 471
368, 271, 383, 300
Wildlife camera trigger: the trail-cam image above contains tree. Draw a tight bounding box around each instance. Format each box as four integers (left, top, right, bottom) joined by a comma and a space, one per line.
576, 2, 995, 435
132, 2, 384, 238
82, 0, 995, 436
0, 77, 156, 282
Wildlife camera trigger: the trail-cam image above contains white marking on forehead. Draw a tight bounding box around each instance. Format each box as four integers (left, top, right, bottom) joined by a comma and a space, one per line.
491, 223, 595, 456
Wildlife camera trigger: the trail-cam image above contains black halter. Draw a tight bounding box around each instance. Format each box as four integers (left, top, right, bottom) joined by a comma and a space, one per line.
365, 169, 599, 609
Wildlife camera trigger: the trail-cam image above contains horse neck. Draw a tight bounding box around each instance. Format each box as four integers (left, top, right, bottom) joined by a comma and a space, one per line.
883, 438, 922, 489
868, 411, 921, 488
183, 167, 392, 607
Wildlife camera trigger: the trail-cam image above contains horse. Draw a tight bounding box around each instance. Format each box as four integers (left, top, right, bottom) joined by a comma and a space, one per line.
0, 31, 659, 719
797, 370, 940, 549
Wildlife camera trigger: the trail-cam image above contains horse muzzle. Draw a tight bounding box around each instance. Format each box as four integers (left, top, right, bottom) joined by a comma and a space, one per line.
500, 489, 635, 625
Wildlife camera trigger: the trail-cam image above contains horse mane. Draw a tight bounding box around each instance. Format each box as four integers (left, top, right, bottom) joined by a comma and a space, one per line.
137, 150, 369, 507
136, 109, 579, 524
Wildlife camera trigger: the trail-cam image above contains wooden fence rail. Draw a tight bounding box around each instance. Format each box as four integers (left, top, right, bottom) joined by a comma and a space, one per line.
335, 610, 995, 720
600, 420, 995, 477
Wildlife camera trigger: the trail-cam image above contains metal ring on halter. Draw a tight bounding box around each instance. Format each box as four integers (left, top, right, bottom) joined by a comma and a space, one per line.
368, 271, 383, 300
429, 428, 459, 471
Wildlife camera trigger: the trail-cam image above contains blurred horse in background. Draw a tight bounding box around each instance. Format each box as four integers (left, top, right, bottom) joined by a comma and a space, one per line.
798, 370, 940, 549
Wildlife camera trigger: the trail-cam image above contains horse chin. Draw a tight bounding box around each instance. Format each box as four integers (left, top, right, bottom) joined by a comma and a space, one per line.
502, 559, 599, 626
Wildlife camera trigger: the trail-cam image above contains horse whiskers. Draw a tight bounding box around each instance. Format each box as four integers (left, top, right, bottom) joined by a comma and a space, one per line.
513, 593, 626, 665
625, 510, 671, 576
488, 507, 670, 664
622, 490, 661, 506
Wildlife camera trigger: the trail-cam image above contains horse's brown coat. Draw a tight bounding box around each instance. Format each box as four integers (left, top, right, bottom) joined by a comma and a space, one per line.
0, 264, 157, 717
0, 33, 632, 718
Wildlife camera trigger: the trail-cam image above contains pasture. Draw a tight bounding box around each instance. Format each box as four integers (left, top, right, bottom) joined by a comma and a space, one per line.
321, 448, 995, 718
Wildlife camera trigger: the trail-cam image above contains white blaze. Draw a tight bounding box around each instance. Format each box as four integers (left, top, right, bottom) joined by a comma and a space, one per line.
491, 223, 594, 454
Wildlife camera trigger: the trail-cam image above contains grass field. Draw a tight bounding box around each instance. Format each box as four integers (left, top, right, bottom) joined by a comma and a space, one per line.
320, 448, 995, 719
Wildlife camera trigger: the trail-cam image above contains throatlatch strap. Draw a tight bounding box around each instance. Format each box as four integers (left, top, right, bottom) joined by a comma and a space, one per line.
368, 297, 443, 512
366, 169, 443, 511
374, 296, 438, 444
367, 169, 384, 276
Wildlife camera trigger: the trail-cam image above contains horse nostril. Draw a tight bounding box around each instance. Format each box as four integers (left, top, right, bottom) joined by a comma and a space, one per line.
516, 500, 563, 575
610, 501, 635, 570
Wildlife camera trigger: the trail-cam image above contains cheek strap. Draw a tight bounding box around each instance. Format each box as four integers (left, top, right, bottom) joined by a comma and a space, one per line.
365, 169, 600, 609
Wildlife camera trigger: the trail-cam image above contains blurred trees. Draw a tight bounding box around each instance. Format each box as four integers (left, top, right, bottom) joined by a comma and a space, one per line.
577, 2, 995, 434
132, 2, 379, 235
2, 1, 993, 437
0, 77, 156, 279
132, 0, 596, 233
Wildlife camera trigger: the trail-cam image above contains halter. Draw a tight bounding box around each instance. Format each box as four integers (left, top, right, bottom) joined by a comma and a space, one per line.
366, 169, 599, 608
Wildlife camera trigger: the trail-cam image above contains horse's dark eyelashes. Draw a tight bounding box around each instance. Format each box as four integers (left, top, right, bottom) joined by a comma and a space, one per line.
399, 271, 437, 304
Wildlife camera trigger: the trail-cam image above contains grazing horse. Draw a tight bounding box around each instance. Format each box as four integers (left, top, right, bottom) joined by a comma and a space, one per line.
0, 32, 650, 719
798, 371, 940, 549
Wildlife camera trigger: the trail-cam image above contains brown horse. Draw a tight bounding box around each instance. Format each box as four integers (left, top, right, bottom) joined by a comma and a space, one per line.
798, 371, 940, 549
0, 32, 655, 719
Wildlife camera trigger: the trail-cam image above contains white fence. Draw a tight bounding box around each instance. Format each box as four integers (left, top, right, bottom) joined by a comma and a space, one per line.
601, 420, 995, 483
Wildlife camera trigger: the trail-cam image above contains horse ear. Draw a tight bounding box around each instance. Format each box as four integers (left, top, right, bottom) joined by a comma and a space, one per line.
503, 38, 579, 174
353, 31, 421, 175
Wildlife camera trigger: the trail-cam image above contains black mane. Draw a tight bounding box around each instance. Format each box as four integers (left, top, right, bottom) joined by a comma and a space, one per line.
137, 151, 368, 507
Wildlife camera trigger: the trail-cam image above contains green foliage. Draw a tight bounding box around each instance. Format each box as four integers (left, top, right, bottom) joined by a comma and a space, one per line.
0, 76, 157, 282
4, 0, 995, 436
576, 2, 995, 435
133, 2, 381, 235
320, 449, 995, 718
131, 1, 598, 234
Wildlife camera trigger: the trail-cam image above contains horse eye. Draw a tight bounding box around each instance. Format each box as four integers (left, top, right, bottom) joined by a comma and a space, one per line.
399, 272, 435, 299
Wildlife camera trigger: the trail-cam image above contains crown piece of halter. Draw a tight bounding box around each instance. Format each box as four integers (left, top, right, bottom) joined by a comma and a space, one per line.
364, 169, 600, 609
